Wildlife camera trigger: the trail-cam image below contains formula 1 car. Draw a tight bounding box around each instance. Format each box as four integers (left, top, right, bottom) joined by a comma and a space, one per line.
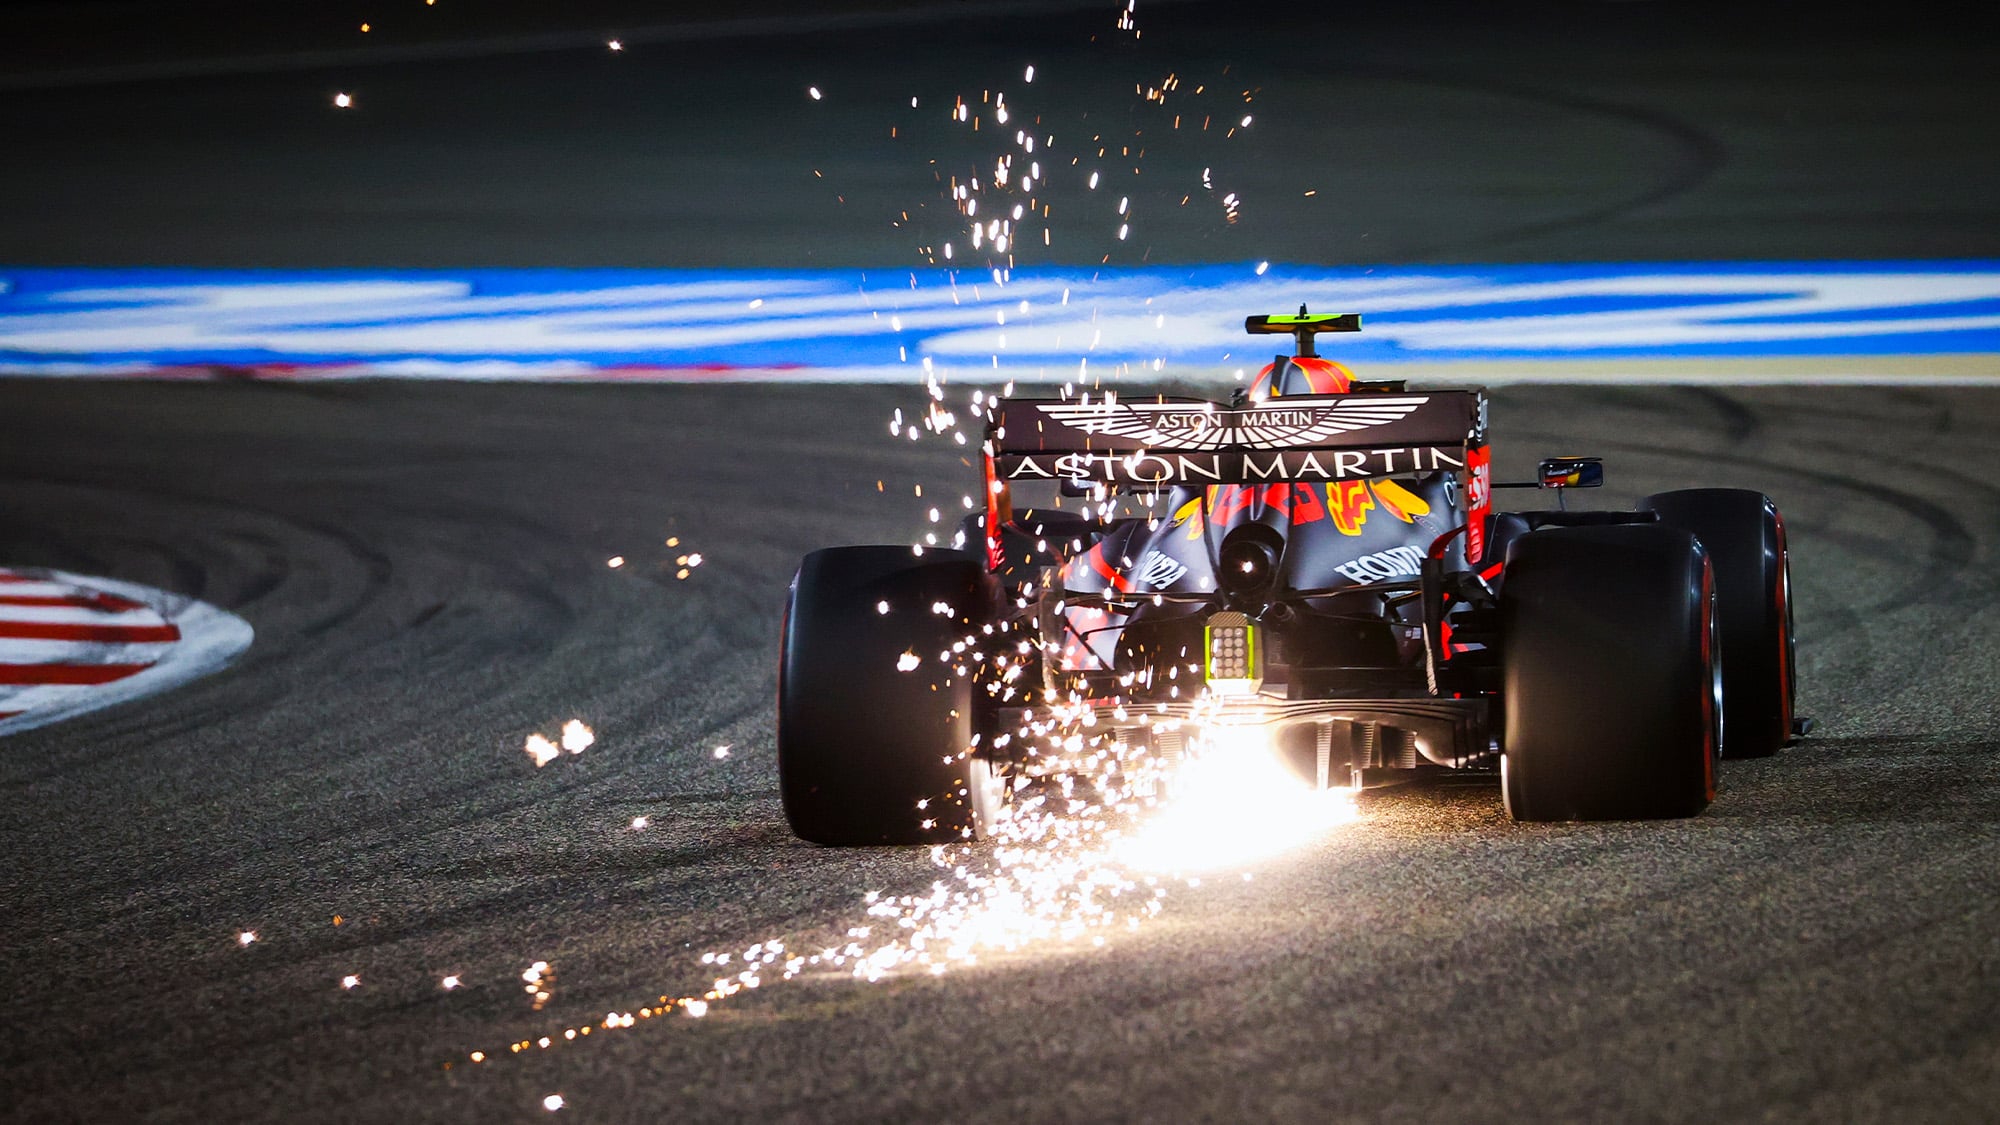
778, 311, 1799, 844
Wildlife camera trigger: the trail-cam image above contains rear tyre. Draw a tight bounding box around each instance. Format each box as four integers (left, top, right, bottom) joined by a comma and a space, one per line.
778, 547, 1002, 845
1502, 525, 1720, 822
1641, 489, 1794, 758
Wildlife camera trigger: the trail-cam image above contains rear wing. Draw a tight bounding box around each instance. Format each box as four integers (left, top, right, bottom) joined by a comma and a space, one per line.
988, 389, 1487, 487
1245, 311, 1361, 336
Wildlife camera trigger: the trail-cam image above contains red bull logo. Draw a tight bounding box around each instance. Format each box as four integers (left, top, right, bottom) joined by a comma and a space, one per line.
1367, 478, 1431, 525
1171, 479, 1428, 538
1325, 480, 1375, 535
1172, 482, 1330, 538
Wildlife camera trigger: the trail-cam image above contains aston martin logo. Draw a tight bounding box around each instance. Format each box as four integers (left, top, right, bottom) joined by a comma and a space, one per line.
1034, 397, 1430, 450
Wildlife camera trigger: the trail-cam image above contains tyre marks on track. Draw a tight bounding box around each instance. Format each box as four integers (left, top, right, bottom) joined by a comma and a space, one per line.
1363, 64, 1725, 262
1506, 385, 1995, 632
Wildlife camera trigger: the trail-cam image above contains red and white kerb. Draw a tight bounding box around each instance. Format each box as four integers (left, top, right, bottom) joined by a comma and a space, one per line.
0, 568, 253, 736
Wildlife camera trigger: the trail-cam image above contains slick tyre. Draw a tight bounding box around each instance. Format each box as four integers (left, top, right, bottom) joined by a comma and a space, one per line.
1641, 488, 1795, 758
1502, 525, 1720, 822
778, 547, 1003, 845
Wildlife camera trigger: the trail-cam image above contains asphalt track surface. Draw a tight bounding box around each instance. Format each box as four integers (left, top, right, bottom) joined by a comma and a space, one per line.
5, 2, 2000, 1122
5, 378, 2000, 1123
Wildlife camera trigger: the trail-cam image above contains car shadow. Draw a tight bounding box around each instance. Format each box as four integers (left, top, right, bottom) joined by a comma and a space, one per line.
1343, 734, 2000, 830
